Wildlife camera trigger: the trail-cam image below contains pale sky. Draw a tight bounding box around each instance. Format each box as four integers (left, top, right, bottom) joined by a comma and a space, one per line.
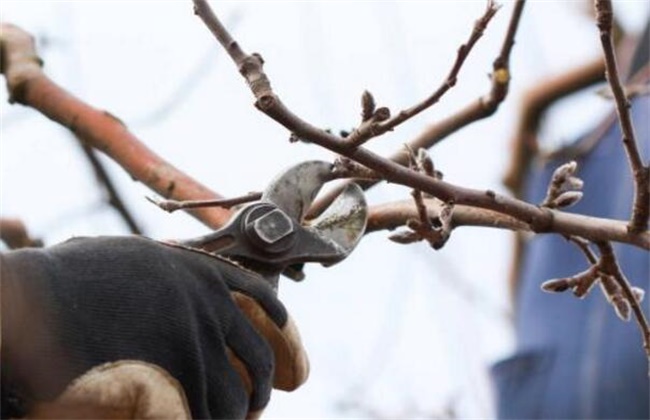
1, 1, 648, 418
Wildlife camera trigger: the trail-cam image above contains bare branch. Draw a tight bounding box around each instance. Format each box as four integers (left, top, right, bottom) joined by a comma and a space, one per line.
596, 241, 650, 362
343, 0, 500, 146
345, 106, 391, 148
367, 199, 529, 234
565, 235, 598, 264
332, 157, 382, 181
502, 57, 605, 196
542, 236, 650, 367
309, 0, 526, 216
147, 191, 262, 213
551, 211, 649, 250
365, 199, 649, 250
0, 23, 231, 229
594, 0, 650, 232
193, 0, 650, 251
390, 146, 455, 249
77, 139, 143, 234
600, 273, 631, 321
406, 0, 525, 150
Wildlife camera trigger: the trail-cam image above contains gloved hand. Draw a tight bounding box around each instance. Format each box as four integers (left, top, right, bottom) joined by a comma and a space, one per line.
1, 235, 309, 419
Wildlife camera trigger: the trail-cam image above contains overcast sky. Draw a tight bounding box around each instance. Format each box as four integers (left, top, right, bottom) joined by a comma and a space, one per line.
2, 1, 648, 418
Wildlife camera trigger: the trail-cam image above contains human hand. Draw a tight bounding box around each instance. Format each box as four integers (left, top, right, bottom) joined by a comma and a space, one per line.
1, 235, 308, 419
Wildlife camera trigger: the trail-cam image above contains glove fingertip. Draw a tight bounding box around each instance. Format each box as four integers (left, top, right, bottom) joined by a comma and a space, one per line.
274, 315, 310, 391
230, 293, 309, 391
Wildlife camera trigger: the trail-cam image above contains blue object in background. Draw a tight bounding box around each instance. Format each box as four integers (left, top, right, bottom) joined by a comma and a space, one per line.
492, 27, 650, 418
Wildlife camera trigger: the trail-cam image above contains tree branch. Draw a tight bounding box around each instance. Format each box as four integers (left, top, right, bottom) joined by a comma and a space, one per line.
147, 191, 262, 213
364, 198, 649, 249
193, 0, 649, 251
502, 57, 605, 196
594, 0, 650, 232
542, 236, 649, 368
77, 139, 143, 234
344, 0, 500, 147
407, 0, 525, 152
387, 147, 455, 249
366, 199, 528, 234
309, 0, 526, 216
0, 23, 232, 229
596, 242, 650, 364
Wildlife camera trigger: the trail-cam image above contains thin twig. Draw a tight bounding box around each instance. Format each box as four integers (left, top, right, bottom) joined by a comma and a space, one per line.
148, 191, 262, 213
344, 0, 500, 147
544, 236, 650, 368
0, 23, 231, 229
332, 157, 382, 180
389, 146, 454, 249
78, 140, 142, 234
595, 0, 650, 233
309, 0, 526, 216
502, 57, 605, 196
596, 241, 650, 364
193, 0, 650, 251
409, 0, 525, 150
565, 235, 598, 265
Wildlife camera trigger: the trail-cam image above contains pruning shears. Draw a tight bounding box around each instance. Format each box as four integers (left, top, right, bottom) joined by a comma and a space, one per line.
181, 161, 368, 287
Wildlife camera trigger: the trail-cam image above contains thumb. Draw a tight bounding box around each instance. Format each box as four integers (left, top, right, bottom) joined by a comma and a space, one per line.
231, 292, 309, 391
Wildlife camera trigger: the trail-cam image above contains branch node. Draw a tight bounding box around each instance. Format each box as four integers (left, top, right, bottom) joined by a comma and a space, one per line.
345, 106, 392, 148
332, 156, 383, 180
493, 67, 510, 84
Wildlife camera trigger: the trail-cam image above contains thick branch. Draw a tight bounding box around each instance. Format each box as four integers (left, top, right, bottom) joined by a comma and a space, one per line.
194, 0, 650, 251
365, 199, 649, 249
595, 0, 649, 232
367, 199, 528, 234
0, 23, 231, 229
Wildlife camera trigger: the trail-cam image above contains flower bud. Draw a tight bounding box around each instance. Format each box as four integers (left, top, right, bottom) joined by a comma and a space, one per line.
552, 191, 583, 208
541, 278, 571, 293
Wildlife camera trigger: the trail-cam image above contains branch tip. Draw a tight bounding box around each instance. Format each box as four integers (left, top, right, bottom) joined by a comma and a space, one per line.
361, 90, 376, 122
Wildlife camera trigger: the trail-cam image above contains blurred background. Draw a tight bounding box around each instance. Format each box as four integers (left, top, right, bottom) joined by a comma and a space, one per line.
1, 1, 648, 418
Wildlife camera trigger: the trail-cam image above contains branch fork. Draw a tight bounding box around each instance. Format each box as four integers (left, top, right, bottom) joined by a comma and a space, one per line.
542, 237, 650, 363
388, 147, 453, 249
332, 157, 382, 181
595, 0, 650, 233
346, 90, 392, 148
